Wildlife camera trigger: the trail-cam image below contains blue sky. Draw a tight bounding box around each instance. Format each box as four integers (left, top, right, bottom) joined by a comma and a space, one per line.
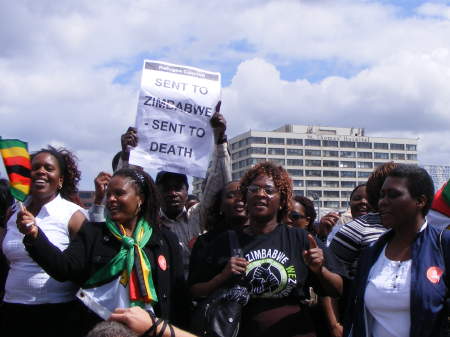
2, 0, 450, 190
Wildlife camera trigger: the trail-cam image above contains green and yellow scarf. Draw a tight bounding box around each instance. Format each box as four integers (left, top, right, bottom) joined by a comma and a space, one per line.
84, 217, 158, 307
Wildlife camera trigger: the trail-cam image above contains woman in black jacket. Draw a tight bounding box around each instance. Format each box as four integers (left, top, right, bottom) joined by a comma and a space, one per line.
17, 168, 188, 335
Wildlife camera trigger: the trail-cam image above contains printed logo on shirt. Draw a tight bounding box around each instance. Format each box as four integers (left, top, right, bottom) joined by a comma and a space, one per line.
245, 248, 297, 298
426, 266, 443, 284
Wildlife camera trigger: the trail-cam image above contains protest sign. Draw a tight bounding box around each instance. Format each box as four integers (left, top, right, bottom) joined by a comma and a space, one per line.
129, 60, 221, 178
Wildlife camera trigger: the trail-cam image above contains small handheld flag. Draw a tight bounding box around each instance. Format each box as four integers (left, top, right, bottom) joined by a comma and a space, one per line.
431, 180, 450, 218
0, 139, 31, 202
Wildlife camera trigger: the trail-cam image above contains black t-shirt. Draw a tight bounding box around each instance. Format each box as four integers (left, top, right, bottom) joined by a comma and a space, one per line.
190, 223, 343, 299
188, 229, 223, 287
189, 224, 344, 336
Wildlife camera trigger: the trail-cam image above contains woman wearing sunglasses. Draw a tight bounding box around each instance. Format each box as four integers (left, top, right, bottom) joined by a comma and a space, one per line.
283, 196, 317, 231
191, 162, 343, 337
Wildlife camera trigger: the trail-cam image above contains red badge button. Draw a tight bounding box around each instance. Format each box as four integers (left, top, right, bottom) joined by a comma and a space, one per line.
158, 255, 167, 271
427, 266, 443, 284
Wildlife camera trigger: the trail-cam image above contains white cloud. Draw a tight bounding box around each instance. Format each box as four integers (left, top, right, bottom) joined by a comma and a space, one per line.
222, 50, 450, 165
2, 0, 450, 189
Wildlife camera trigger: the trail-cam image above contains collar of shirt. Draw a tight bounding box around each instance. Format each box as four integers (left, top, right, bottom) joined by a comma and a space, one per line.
419, 220, 427, 232
25, 193, 65, 218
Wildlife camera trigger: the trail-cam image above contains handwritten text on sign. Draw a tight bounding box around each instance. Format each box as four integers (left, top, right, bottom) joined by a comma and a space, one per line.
130, 61, 221, 177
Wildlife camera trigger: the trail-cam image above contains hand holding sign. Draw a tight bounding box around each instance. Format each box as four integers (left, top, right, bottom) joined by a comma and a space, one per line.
210, 101, 227, 144
303, 234, 324, 274
121, 127, 138, 153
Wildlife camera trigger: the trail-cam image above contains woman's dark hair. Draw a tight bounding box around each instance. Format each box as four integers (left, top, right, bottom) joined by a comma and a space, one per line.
113, 168, 160, 227
293, 195, 316, 229
366, 162, 399, 210
0, 179, 14, 227
32, 146, 81, 202
387, 164, 434, 216
240, 161, 293, 221
350, 183, 367, 201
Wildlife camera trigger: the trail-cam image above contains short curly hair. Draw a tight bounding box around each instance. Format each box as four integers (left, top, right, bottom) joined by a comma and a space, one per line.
32, 146, 81, 202
387, 164, 434, 216
366, 162, 398, 210
240, 161, 293, 221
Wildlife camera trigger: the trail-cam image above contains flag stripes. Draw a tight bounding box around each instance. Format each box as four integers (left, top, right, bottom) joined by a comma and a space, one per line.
0, 139, 31, 201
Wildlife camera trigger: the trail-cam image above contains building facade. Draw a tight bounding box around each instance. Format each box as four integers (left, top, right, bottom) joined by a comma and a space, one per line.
225, 125, 418, 209
78, 190, 95, 209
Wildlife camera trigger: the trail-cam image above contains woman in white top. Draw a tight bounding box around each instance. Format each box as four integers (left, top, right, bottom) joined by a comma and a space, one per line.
345, 164, 450, 337
1, 146, 86, 337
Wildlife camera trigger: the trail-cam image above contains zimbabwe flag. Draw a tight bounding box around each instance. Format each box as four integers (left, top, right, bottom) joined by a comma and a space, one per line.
0, 139, 31, 201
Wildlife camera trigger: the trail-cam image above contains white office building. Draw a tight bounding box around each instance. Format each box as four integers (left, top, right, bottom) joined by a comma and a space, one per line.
225, 124, 418, 209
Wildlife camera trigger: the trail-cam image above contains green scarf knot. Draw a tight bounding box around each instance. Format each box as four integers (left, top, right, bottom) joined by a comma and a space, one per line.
84, 217, 158, 306
122, 236, 135, 248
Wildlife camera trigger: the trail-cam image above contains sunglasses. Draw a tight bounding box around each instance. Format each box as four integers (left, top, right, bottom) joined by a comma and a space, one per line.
289, 211, 307, 221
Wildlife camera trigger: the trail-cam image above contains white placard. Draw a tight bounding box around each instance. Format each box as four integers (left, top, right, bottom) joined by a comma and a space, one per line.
129, 60, 221, 178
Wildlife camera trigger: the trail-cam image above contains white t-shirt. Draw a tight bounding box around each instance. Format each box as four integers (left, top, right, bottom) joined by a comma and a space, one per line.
2, 195, 82, 304
365, 244, 412, 337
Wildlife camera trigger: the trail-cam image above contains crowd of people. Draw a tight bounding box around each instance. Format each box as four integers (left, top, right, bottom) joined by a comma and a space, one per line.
1, 106, 450, 337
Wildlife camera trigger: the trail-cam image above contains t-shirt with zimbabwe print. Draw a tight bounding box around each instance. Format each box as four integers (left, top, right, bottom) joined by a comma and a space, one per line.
189, 224, 343, 299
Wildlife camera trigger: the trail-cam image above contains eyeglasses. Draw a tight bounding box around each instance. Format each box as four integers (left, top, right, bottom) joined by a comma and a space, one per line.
289, 211, 307, 221
247, 184, 278, 196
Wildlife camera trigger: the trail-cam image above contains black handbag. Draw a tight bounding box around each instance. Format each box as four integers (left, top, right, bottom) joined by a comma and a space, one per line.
190, 231, 249, 337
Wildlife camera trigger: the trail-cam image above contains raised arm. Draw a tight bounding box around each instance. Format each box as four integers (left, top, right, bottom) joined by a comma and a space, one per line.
87, 171, 112, 222
192, 102, 232, 231
119, 126, 138, 168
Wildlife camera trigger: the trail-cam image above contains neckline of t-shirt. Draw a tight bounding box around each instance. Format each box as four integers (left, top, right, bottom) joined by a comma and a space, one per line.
382, 245, 412, 264
243, 222, 283, 237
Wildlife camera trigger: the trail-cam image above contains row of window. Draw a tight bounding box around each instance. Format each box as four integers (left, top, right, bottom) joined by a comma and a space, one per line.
290, 194, 350, 208
231, 156, 419, 170
231, 148, 417, 161
290, 170, 371, 178
292, 180, 361, 188
232, 159, 377, 169
232, 169, 372, 180
231, 137, 417, 151
294, 189, 353, 199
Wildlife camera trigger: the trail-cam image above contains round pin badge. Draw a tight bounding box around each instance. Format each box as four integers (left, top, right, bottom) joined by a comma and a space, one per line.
158, 255, 167, 271
426, 266, 443, 284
